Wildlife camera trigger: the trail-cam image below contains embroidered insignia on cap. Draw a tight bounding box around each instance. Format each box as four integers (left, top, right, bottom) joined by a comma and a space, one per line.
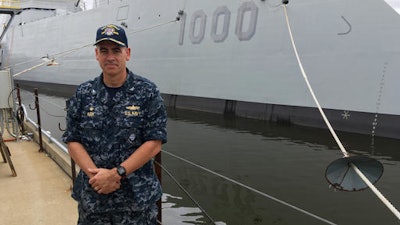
95, 24, 127, 47
101, 25, 119, 36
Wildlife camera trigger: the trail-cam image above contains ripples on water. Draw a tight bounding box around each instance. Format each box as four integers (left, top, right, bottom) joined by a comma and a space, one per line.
19, 90, 400, 225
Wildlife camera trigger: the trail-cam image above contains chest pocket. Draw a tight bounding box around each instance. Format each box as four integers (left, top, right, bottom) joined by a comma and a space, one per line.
113, 101, 145, 148
79, 105, 105, 150
115, 117, 143, 149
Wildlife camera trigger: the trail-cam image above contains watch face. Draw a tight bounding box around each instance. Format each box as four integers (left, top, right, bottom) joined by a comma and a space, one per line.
117, 166, 126, 176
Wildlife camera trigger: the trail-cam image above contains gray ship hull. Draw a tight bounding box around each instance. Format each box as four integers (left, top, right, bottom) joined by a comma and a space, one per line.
1, 0, 400, 138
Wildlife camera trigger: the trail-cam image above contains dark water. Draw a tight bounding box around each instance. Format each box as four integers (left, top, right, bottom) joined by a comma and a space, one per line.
19, 90, 400, 225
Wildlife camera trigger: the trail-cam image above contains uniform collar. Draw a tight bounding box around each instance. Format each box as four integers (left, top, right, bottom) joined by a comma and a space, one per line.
91, 68, 136, 104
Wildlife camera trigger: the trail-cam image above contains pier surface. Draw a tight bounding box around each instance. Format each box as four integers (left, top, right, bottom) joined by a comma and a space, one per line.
0, 133, 77, 225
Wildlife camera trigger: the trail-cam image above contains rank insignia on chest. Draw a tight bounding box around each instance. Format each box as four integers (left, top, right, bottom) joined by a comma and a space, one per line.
124, 105, 140, 117
87, 107, 95, 117
126, 105, 140, 110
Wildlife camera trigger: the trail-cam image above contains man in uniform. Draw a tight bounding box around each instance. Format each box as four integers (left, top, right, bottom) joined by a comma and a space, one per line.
62, 24, 167, 225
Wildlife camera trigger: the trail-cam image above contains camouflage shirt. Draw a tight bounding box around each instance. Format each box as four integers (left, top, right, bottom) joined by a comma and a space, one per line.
62, 69, 167, 214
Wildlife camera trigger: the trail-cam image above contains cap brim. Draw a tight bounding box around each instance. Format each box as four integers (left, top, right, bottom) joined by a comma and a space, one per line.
94, 38, 127, 47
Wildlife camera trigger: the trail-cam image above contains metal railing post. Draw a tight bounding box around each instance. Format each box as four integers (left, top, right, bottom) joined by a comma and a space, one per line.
33, 88, 44, 152
15, 84, 25, 134
155, 152, 162, 223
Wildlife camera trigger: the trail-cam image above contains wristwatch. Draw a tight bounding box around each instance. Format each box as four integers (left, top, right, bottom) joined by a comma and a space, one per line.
116, 165, 126, 178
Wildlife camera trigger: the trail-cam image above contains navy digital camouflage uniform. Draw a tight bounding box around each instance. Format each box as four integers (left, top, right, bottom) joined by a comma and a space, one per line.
62, 69, 167, 225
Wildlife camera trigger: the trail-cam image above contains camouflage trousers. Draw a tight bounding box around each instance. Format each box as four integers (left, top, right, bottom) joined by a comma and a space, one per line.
77, 203, 158, 225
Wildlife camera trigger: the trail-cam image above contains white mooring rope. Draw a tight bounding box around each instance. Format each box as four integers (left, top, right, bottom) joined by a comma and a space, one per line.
281, 4, 400, 220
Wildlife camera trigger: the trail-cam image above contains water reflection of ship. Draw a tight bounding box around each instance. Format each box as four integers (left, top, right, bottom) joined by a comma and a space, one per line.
168, 107, 400, 161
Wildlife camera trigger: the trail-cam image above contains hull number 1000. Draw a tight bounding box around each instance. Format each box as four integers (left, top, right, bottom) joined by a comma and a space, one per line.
178, 1, 258, 45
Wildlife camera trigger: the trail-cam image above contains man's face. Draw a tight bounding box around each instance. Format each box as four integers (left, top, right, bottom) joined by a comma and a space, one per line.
95, 41, 131, 77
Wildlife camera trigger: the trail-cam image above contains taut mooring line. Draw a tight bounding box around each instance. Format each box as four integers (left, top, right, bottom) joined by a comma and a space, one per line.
281, 3, 400, 220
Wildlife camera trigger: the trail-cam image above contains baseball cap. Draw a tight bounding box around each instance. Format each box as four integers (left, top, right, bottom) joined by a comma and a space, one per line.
94, 24, 128, 47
